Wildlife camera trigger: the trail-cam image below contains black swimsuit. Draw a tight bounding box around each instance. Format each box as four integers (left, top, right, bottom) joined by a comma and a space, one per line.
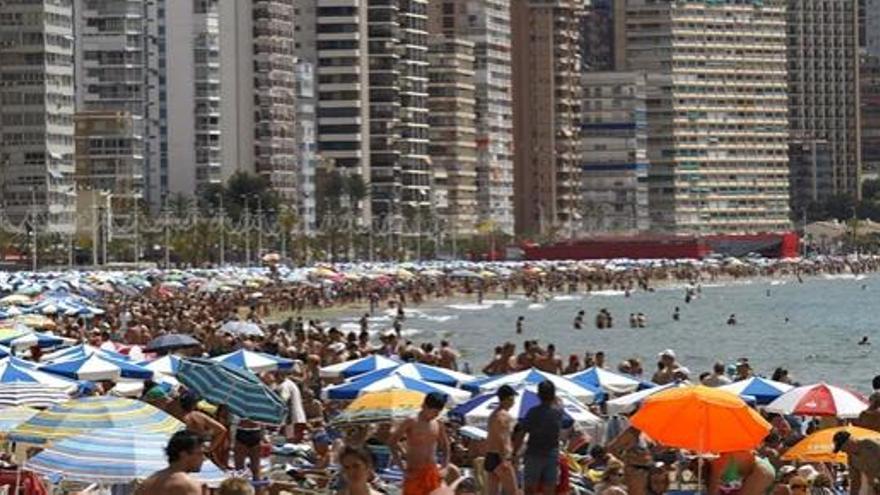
236, 427, 262, 448
484, 452, 503, 472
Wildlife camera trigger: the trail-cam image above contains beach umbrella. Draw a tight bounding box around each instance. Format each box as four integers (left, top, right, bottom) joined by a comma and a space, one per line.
0, 406, 39, 436
320, 355, 400, 379
25, 430, 227, 485
469, 368, 599, 403
43, 343, 131, 363
765, 383, 868, 418
0, 330, 66, 349
0, 295, 31, 306
177, 357, 287, 424
606, 381, 686, 415
140, 354, 182, 376
144, 333, 201, 353
331, 390, 425, 425
211, 349, 295, 373
630, 386, 771, 453
566, 367, 643, 395
8, 396, 183, 445
449, 385, 602, 429
0, 383, 72, 408
718, 377, 793, 406
0, 358, 76, 389
344, 363, 475, 387
782, 426, 880, 464
323, 374, 471, 403
449, 269, 481, 279
40, 352, 154, 381
219, 320, 264, 337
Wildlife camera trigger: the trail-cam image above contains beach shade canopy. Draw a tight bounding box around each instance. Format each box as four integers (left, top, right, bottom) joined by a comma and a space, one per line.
782, 426, 880, 464
25, 430, 227, 486
630, 385, 771, 453
39, 352, 154, 382
765, 383, 868, 418
177, 357, 287, 424
43, 343, 131, 362
219, 320, 264, 337
343, 362, 475, 387
8, 396, 183, 445
0, 383, 70, 409
566, 367, 643, 395
140, 354, 182, 376
211, 349, 295, 373
144, 333, 201, 353
323, 373, 472, 403
605, 381, 688, 415
0, 358, 76, 389
331, 390, 425, 425
469, 368, 600, 403
0, 406, 39, 436
320, 355, 400, 379
0, 324, 66, 349
718, 377, 794, 406
449, 385, 602, 429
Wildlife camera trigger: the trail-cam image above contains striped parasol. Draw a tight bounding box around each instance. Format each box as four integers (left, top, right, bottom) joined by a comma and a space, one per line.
39, 352, 153, 381
25, 430, 227, 485
177, 357, 287, 424
0, 383, 71, 409
0, 358, 77, 389
8, 396, 183, 445
0, 406, 39, 436
331, 390, 425, 425
211, 349, 295, 373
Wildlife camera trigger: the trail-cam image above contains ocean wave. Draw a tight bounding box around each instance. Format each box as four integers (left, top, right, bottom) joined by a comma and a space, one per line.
527, 303, 546, 310
552, 295, 583, 301
484, 299, 518, 307
446, 303, 493, 311
424, 315, 458, 322
589, 290, 626, 296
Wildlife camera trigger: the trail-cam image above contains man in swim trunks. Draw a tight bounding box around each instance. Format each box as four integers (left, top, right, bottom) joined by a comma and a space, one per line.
390, 392, 451, 495
514, 380, 564, 495
485, 385, 520, 495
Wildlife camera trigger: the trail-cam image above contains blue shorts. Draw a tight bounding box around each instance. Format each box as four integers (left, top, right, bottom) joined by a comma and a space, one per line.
523, 452, 558, 486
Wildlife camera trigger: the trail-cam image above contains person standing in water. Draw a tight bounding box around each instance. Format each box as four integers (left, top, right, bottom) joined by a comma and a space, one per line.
516, 316, 524, 334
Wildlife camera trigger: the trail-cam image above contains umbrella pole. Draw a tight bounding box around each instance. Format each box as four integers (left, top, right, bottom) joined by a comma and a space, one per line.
13, 464, 20, 495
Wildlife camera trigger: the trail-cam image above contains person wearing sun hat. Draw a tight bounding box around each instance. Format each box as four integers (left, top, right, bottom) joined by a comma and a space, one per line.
833, 430, 880, 494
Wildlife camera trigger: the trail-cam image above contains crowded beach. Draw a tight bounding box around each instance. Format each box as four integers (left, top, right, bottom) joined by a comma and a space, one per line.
0, 255, 878, 495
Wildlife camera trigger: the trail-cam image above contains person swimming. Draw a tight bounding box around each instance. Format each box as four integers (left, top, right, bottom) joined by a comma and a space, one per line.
859, 336, 871, 346
727, 314, 737, 326
573, 310, 584, 330
672, 307, 680, 321
516, 316, 524, 334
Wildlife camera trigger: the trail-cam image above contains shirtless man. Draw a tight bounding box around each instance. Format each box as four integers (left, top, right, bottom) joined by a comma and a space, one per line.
135, 430, 204, 495
389, 392, 451, 495
535, 344, 563, 374
485, 385, 520, 495
438, 340, 459, 371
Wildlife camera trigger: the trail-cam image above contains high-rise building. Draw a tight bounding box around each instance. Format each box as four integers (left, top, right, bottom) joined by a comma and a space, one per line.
789, 140, 833, 219
219, 0, 298, 203
295, 60, 318, 233
510, 0, 584, 235
428, 36, 478, 236
428, 0, 515, 235
788, 0, 861, 201
862, 55, 880, 183
73, 111, 144, 203
625, 0, 791, 233
0, 0, 76, 233
580, 71, 649, 233
580, 0, 614, 72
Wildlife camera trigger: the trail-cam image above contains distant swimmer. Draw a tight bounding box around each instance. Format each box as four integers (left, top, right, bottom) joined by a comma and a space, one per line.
516, 316, 524, 334
766, 289, 771, 297
629, 313, 638, 328
573, 310, 584, 330
784, 317, 790, 324
859, 336, 871, 346
863, 284, 868, 290
727, 314, 737, 326
636, 312, 647, 328
672, 307, 681, 321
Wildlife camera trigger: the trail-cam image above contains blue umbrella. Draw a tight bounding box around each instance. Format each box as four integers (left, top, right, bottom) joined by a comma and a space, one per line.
40, 352, 153, 381
25, 430, 226, 485
319, 355, 400, 379
719, 377, 794, 405
449, 385, 602, 428
342, 363, 475, 387
177, 357, 287, 424
212, 349, 294, 373
322, 373, 472, 403
0, 330, 66, 349
144, 333, 201, 353
566, 367, 645, 395
465, 368, 600, 403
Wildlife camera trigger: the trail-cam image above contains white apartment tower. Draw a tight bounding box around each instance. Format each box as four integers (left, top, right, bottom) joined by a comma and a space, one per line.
428, 0, 514, 234
625, 0, 791, 233
0, 0, 77, 233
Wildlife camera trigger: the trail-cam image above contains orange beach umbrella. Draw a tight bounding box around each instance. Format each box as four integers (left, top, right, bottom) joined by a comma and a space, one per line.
630, 385, 771, 453
782, 426, 880, 464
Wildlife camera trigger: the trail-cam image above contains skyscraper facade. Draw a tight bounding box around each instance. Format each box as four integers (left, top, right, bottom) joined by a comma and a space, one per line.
0, 0, 76, 233
510, 0, 584, 235
788, 0, 861, 202
625, 0, 791, 233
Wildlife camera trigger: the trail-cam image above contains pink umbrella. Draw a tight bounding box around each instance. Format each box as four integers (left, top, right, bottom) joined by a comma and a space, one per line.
765, 383, 868, 418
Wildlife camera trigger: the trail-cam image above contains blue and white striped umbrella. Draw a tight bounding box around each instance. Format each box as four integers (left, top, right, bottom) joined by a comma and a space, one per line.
0, 358, 76, 389
606, 381, 685, 415
139, 354, 182, 376
467, 368, 599, 403
43, 344, 131, 363
212, 349, 295, 373
566, 367, 645, 395
449, 385, 602, 428
719, 377, 793, 405
40, 352, 153, 381
0, 330, 66, 349
342, 363, 475, 387
323, 374, 471, 403
0, 383, 72, 408
25, 429, 227, 485
320, 355, 400, 379
177, 357, 287, 424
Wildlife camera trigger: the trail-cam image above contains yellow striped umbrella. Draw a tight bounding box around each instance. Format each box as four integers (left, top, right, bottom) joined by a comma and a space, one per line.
0, 406, 39, 437
782, 426, 880, 464
8, 396, 183, 445
331, 390, 425, 425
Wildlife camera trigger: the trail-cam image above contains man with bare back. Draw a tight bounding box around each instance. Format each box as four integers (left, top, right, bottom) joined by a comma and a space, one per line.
389, 392, 451, 495
135, 430, 205, 495
485, 385, 521, 495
